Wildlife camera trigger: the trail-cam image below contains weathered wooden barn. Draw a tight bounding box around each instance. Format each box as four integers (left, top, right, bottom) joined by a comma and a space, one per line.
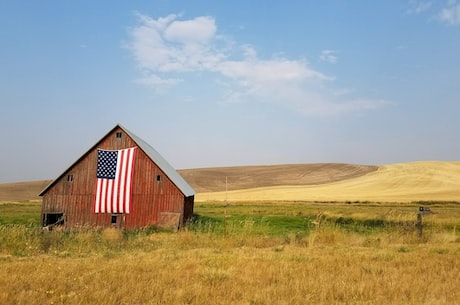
39, 124, 195, 230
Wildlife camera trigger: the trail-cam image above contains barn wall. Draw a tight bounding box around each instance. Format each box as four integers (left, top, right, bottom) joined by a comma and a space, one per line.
41, 126, 192, 230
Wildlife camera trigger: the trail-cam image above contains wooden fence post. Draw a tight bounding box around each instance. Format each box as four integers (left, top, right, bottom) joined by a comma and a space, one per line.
224, 208, 227, 238
416, 208, 423, 238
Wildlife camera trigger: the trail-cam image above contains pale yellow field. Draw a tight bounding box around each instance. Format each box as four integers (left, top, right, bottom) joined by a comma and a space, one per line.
196, 161, 460, 202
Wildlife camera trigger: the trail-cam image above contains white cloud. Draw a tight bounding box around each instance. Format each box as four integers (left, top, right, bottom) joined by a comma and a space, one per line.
164, 16, 216, 44
127, 13, 388, 116
438, 0, 460, 25
128, 13, 224, 73
319, 50, 338, 64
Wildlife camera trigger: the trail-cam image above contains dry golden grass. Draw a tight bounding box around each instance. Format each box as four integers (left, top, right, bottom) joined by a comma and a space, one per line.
197, 161, 460, 202
1, 162, 459, 305
1, 230, 459, 305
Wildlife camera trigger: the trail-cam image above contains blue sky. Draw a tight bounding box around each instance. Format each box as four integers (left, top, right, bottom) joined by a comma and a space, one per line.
1, 0, 459, 183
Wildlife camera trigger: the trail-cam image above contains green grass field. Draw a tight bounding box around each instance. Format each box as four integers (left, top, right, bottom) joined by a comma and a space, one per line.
2, 200, 459, 236
0, 201, 42, 225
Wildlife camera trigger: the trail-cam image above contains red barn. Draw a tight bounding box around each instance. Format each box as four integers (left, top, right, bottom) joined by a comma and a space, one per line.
39, 124, 195, 230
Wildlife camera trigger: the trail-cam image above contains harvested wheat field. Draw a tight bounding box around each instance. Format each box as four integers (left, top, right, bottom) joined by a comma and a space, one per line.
196, 161, 460, 202
180, 163, 378, 192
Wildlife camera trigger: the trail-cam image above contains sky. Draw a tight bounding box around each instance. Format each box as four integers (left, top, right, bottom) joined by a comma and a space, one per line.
1, 0, 459, 183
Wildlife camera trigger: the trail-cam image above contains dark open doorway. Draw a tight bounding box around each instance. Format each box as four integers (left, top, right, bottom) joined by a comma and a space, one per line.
111, 213, 123, 229
43, 213, 64, 229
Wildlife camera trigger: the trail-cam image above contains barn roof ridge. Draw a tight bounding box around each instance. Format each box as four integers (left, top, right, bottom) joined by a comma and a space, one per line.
39, 124, 195, 197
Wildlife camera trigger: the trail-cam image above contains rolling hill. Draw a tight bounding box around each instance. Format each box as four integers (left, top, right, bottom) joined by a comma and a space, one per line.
1, 161, 459, 203
179, 163, 377, 192
0, 180, 51, 201
196, 161, 460, 202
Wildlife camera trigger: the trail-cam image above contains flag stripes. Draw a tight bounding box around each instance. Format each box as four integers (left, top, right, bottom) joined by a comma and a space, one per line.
94, 147, 137, 214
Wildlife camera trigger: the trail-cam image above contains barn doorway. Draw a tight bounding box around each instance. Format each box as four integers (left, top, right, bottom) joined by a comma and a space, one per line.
43, 213, 64, 229
111, 213, 124, 229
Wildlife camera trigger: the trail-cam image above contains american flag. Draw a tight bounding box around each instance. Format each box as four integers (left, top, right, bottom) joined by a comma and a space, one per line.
94, 147, 137, 214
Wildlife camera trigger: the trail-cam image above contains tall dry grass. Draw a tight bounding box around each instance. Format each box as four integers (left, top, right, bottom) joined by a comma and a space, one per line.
0, 224, 459, 305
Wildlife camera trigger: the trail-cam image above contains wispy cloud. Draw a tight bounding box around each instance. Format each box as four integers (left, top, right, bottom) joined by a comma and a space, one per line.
405, 0, 460, 26
133, 73, 182, 92
438, 0, 460, 25
319, 50, 338, 64
405, 0, 432, 15
126, 13, 388, 116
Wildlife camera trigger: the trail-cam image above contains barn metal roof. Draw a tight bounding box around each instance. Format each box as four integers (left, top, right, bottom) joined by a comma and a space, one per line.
39, 124, 195, 197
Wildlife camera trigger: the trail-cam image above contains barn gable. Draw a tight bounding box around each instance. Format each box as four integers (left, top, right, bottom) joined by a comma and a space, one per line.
39, 124, 195, 230
121, 126, 195, 197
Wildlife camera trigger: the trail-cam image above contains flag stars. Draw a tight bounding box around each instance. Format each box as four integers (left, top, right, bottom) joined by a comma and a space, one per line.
97, 150, 118, 179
